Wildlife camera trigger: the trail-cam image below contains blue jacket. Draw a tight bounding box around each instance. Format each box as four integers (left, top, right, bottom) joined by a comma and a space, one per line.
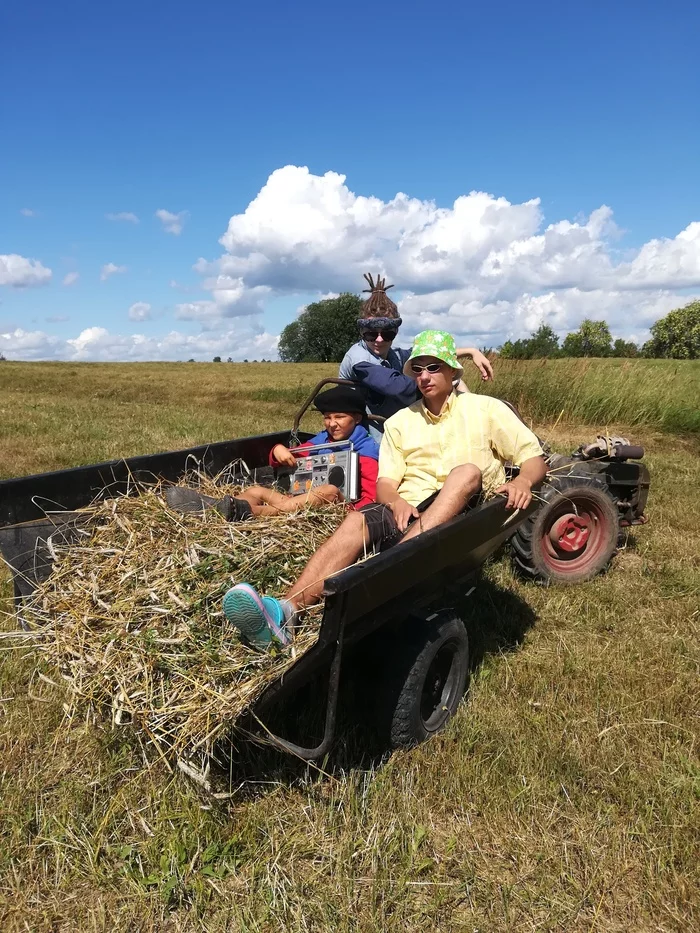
338, 341, 418, 425
305, 424, 379, 459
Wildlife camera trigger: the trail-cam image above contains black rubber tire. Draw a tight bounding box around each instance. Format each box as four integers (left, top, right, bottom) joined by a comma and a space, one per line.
512, 474, 619, 585
377, 612, 469, 749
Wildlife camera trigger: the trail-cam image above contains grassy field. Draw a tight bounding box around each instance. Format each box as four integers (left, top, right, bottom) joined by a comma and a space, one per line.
0, 357, 697, 481
470, 357, 700, 436
1, 361, 699, 931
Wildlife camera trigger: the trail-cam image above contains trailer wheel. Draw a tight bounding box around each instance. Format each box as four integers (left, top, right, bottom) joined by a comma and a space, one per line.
512, 475, 619, 584
379, 613, 469, 749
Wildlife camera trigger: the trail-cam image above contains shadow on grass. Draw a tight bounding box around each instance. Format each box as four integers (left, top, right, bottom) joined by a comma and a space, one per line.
211, 575, 537, 795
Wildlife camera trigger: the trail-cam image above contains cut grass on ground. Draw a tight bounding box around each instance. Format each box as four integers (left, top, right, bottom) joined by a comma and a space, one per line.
0, 363, 699, 931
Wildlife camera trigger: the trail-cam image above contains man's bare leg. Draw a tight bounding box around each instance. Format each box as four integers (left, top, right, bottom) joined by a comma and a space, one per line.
401, 464, 481, 543
283, 465, 480, 610
238, 484, 341, 516
222, 506, 369, 644
283, 511, 369, 611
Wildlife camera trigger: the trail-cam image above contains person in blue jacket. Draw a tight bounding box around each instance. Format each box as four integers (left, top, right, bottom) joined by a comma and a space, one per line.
339, 273, 493, 439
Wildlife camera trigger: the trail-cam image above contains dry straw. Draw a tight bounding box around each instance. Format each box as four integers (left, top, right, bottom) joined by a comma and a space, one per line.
21, 471, 346, 765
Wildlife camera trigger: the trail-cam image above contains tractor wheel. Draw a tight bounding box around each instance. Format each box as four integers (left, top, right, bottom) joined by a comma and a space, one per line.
511, 475, 619, 585
377, 612, 469, 749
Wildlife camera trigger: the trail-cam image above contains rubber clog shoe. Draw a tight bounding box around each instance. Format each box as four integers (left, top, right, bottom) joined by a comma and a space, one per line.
222, 583, 291, 649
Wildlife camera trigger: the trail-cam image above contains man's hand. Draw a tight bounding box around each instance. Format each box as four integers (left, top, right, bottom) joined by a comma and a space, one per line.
271, 444, 297, 468
389, 497, 420, 532
494, 476, 533, 510
471, 349, 494, 382
376, 477, 418, 531
456, 347, 494, 382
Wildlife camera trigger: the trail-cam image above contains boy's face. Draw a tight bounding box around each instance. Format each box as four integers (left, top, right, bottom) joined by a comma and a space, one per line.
411, 356, 455, 400
361, 325, 399, 359
323, 411, 362, 441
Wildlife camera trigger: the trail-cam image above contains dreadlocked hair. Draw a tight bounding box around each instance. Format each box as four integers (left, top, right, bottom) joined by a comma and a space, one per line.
361, 272, 399, 319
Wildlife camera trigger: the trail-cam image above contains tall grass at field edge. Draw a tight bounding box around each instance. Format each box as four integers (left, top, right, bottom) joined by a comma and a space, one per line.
463, 357, 700, 435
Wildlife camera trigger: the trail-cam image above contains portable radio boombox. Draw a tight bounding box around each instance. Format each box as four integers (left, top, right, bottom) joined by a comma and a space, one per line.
276, 442, 361, 502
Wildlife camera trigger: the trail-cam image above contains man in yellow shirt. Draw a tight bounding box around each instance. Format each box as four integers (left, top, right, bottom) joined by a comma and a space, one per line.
223, 330, 548, 647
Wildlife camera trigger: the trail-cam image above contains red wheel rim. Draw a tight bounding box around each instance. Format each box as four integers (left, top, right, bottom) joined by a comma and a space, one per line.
540, 495, 612, 576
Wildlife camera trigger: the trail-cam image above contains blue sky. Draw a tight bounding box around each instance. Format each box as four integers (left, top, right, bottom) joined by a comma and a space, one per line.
2, 0, 699, 360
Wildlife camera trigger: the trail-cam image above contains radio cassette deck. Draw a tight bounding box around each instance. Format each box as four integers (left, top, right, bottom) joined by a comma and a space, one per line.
276, 442, 360, 502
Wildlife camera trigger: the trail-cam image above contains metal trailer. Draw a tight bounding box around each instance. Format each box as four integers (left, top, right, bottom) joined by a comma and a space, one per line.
0, 387, 650, 760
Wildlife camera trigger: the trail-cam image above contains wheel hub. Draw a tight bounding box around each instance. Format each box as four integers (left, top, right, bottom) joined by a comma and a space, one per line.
549, 512, 591, 553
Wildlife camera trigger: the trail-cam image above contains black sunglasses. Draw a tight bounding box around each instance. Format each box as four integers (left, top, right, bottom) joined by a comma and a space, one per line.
362, 329, 398, 341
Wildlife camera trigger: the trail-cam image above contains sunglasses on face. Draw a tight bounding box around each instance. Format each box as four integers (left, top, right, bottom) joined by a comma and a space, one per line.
410, 362, 443, 374
362, 329, 398, 341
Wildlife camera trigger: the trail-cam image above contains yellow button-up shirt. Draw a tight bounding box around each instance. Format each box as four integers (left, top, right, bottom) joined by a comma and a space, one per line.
378, 391, 544, 507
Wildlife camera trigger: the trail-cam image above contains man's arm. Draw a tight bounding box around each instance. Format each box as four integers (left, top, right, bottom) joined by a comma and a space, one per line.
485, 397, 547, 509
351, 361, 420, 404
376, 420, 417, 530
456, 347, 494, 382
376, 477, 420, 531
338, 351, 354, 380
494, 455, 547, 510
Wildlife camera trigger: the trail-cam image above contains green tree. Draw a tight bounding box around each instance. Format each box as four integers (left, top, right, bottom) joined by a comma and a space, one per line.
212, 356, 222, 363
278, 293, 363, 362
612, 338, 639, 358
642, 300, 700, 359
499, 324, 559, 359
561, 319, 612, 357
527, 324, 560, 358
499, 338, 529, 360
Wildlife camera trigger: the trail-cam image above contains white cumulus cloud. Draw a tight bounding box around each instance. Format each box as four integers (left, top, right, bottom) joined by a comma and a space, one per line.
100, 262, 127, 282
188, 165, 700, 345
63, 271, 80, 286
20, 208, 37, 217
5, 167, 698, 358
106, 211, 140, 224
0, 328, 64, 359
174, 277, 271, 329
128, 302, 152, 321
0, 254, 52, 288
156, 209, 188, 235
0, 326, 278, 362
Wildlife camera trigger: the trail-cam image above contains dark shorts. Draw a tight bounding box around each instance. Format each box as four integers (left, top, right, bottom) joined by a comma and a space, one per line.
358, 492, 440, 552
358, 486, 484, 552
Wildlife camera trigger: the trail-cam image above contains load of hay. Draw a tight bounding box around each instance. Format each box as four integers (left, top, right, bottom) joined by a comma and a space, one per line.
22, 473, 346, 765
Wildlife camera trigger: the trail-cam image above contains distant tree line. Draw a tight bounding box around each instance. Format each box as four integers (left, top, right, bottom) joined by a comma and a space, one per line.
499, 300, 699, 359
4, 297, 696, 365
209, 357, 274, 363
277, 295, 698, 363
498, 321, 641, 359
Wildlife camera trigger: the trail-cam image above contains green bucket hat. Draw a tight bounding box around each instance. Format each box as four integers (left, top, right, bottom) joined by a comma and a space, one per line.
403, 330, 463, 377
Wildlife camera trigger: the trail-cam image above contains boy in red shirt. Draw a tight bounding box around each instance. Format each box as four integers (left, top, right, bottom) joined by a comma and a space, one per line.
165, 385, 379, 520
